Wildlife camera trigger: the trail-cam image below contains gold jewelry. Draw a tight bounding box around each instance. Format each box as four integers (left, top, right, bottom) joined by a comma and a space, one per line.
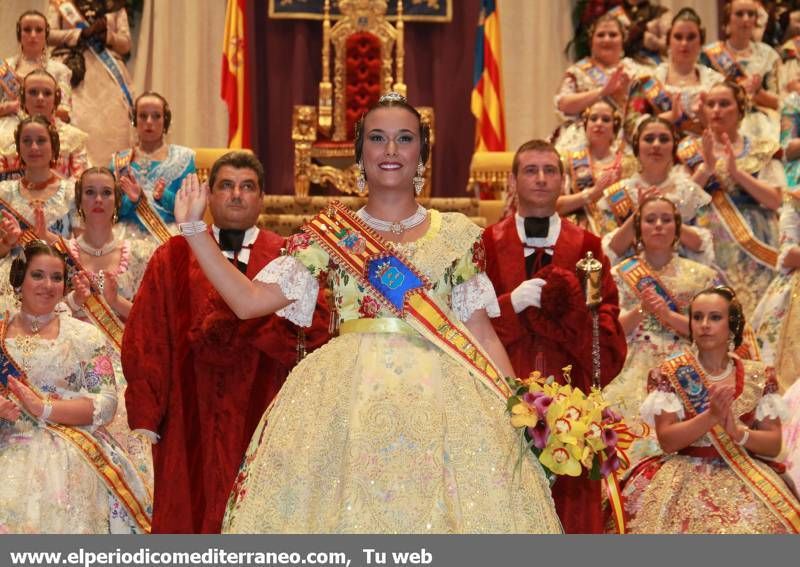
20, 173, 58, 192
413, 160, 425, 196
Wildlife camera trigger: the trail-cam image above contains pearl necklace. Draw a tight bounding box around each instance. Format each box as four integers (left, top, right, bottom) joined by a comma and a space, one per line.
701, 359, 734, 382
357, 204, 428, 235
77, 235, 117, 257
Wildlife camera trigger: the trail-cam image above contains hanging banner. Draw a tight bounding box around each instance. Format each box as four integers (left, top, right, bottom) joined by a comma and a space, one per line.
268, 0, 452, 22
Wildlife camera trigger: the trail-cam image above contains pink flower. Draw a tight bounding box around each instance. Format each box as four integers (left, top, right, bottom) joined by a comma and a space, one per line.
600, 452, 620, 477
602, 407, 622, 423
358, 295, 381, 318
601, 427, 618, 448
527, 421, 551, 450
286, 232, 312, 254
92, 356, 113, 377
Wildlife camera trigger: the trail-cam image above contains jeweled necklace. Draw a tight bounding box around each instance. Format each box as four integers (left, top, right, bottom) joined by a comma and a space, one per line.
77, 235, 117, 257
17, 309, 56, 334
21, 174, 58, 192
357, 204, 427, 235
700, 358, 734, 382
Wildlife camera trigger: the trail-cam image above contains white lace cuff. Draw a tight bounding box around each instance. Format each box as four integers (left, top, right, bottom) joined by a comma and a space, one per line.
133, 428, 160, 444
640, 390, 684, 425
90, 391, 118, 431
451, 273, 500, 321
777, 245, 796, 274
755, 393, 790, 421
600, 229, 623, 267
683, 226, 715, 265
253, 255, 318, 327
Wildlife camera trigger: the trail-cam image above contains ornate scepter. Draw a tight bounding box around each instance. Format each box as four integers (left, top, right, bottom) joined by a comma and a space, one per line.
576, 251, 603, 389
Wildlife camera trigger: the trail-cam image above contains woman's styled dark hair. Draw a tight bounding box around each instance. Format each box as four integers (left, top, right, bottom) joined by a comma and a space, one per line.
9, 240, 67, 290
354, 92, 431, 168
633, 195, 682, 249
14, 114, 60, 164
74, 167, 123, 222
688, 285, 745, 348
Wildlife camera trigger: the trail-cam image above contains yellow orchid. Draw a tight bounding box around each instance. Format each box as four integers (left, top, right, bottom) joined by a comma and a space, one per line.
539, 439, 583, 477
510, 401, 539, 429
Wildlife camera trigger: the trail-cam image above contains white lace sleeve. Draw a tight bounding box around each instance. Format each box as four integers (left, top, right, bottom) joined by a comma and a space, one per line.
777, 200, 800, 273
601, 229, 624, 267
451, 272, 500, 321
253, 255, 319, 327
756, 393, 790, 421
640, 390, 684, 425
682, 226, 715, 265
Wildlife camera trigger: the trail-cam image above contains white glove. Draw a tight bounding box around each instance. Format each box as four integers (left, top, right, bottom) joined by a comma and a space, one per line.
510, 278, 546, 313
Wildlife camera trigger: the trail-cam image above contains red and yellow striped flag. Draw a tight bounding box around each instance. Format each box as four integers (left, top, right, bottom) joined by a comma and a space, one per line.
221, 0, 251, 148
471, 0, 506, 151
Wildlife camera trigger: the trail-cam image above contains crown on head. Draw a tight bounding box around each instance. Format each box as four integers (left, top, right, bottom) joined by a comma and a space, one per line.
379, 91, 406, 104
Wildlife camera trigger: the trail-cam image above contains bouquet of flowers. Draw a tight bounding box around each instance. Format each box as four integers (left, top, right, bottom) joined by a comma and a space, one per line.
507, 366, 643, 482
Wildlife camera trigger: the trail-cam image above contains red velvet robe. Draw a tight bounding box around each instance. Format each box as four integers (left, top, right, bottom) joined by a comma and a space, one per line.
122, 230, 329, 533
483, 215, 627, 533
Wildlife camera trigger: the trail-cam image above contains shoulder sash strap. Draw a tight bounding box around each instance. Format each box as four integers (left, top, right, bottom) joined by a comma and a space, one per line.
577, 58, 609, 88
0, 58, 19, 100
603, 181, 634, 226
55, 1, 133, 109
617, 256, 680, 312
0, 196, 125, 351
0, 317, 150, 532
662, 351, 800, 533
702, 41, 747, 82
303, 201, 512, 402
639, 75, 672, 113
112, 152, 174, 245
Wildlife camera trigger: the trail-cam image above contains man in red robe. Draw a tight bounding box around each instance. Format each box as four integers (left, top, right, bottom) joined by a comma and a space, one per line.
122, 151, 328, 533
483, 139, 627, 533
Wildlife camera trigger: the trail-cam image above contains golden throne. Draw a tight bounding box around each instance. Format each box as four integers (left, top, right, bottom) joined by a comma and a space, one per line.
292, 0, 434, 198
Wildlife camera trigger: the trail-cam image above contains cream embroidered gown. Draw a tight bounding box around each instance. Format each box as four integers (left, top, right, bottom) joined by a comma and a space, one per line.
0, 315, 152, 533
221, 211, 562, 534
603, 255, 720, 466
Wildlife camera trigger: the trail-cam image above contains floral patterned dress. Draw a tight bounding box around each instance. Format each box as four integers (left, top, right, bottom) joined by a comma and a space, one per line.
603, 255, 720, 466
751, 194, 800, 393
781, 380, 800, 495
221, 210, 562, 534
66, 231, 156, 495
0, 314, 151, 533
622, 356, 793, 533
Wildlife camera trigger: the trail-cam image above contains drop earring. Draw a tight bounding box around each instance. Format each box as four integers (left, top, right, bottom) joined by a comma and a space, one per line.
413, 160, 425, 196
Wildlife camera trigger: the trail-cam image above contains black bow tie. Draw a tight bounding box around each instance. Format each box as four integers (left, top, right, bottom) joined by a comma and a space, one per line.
218, 229, 246, 253
524, 217, 550, 239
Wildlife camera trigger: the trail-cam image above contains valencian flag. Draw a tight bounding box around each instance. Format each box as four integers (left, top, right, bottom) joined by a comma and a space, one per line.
222, 0, 251, 148
471, 0, 506, 151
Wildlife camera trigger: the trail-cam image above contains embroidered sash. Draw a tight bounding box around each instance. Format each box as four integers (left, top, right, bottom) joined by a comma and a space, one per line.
0, 58, 19, 101
602, 181, 634, 226
702, 41, 747, 83
576, 58, 609, 88
617, 256, 679, 313
567, 148, 603, 233
0, 197, 124, 351
662, 351, 800, 533
639, 75, 672, 113
677, 138, 779, 269
54, 0, 133, 110
112, 152, 174, 245
0, 317, 151, 532
303, 201, 512, 402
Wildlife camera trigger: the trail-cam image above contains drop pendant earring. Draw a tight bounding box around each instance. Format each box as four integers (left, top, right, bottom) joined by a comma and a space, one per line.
413, 160, 425, 196
356, 161, 366, 194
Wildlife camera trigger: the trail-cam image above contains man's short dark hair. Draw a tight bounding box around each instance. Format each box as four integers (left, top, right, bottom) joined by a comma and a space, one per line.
208, 151, 265, 193
511, 139, 564, 176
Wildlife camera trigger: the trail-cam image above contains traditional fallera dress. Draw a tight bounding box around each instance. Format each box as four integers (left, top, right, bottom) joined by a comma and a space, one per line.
677, 134, 784, 316
751, 194, 800, 393
221, 208, 562, 533
622, 353, 799, 534
596, 166, 714, 265
109, 144, 196, 246
603, 255, 720, 466
0, 314, 152, 533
